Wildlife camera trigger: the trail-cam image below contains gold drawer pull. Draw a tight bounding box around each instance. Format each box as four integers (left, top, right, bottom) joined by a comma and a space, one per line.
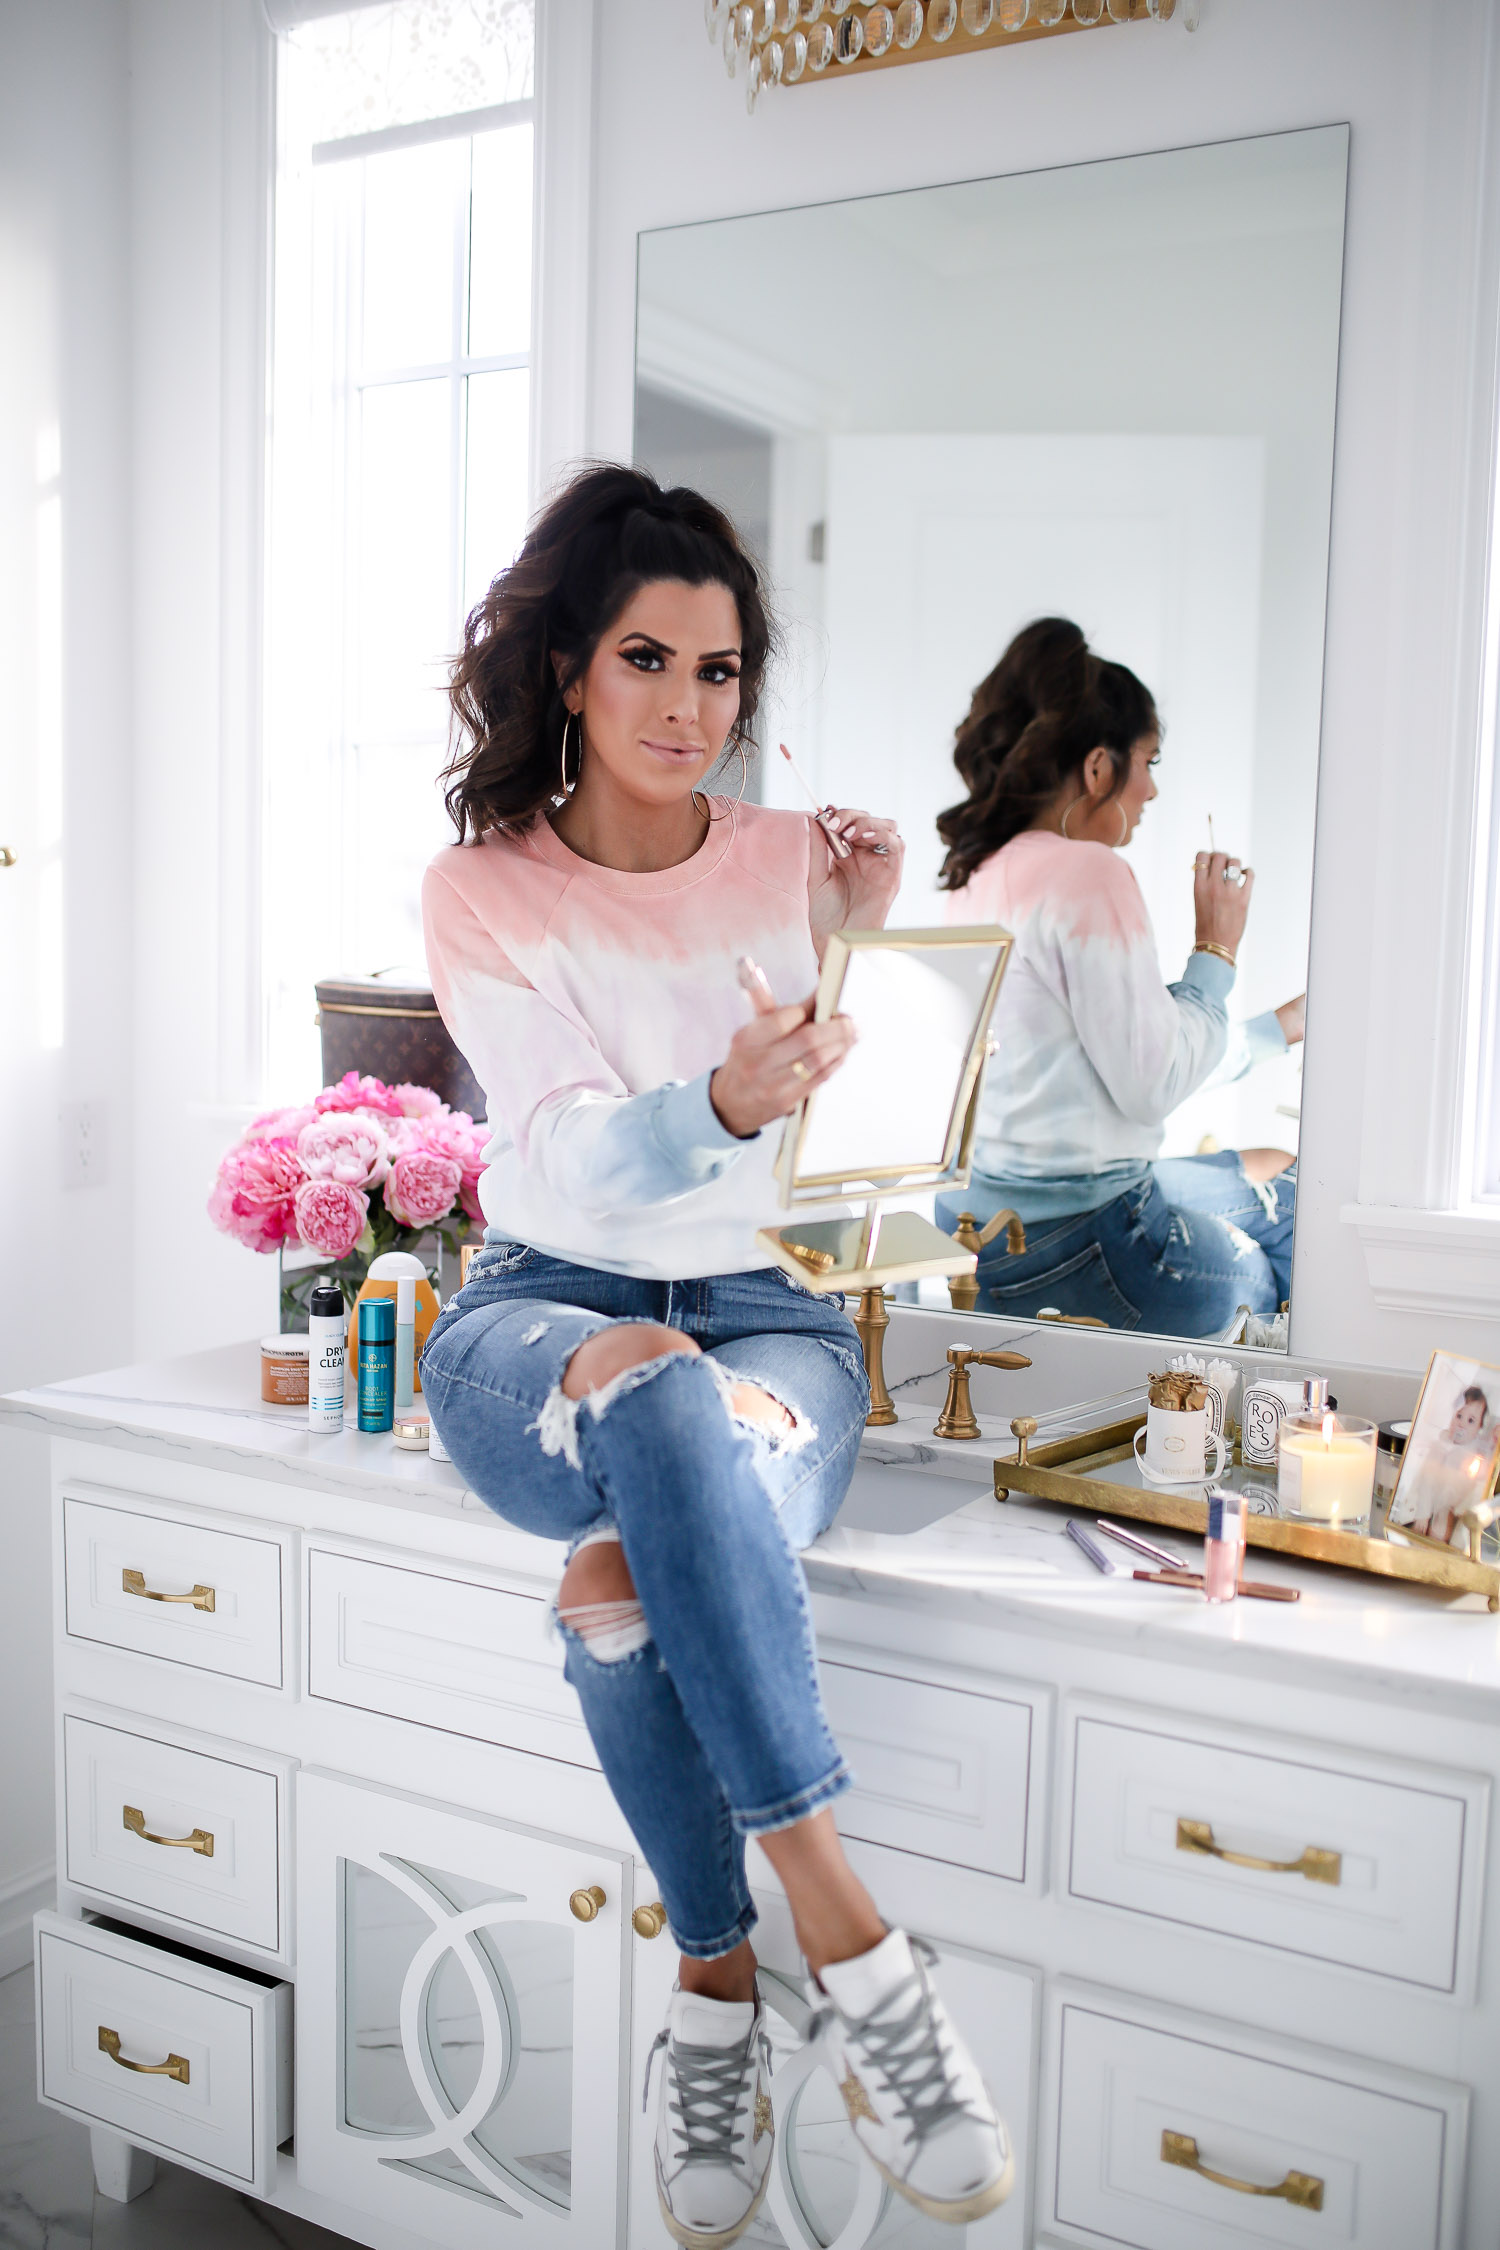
1176, 1817, 1341, 1885
122, 1568, 215, 1613
123, 1805, 214, 1857
569, 1884, 607, 1922
98, 2026, 190, 2084
632, 1900, 668, 1939
1162, 2130, 1323, 2209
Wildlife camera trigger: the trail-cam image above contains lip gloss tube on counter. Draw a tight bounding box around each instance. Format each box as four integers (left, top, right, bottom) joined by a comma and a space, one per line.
1203, 1485, 1245, 1602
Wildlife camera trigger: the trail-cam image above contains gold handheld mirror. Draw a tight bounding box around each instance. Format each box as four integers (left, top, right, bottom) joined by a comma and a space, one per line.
756, 924, 1013, 1294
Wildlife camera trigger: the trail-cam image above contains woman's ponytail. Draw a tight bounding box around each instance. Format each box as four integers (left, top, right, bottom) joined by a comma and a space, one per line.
936, 617, 1156, 891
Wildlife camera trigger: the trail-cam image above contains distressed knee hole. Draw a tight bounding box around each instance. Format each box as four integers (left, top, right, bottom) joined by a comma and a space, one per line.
557, 1527, 650, 1661
730, 1381, 795, 1436
529, 1332, 698, 1470
559, 1596, 651, 1661
560, 1323, 698, 1400
707, 1360, 816, 1455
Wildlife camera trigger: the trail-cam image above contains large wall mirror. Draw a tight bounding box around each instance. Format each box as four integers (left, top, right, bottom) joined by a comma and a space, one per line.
634, 125, 1348, 1351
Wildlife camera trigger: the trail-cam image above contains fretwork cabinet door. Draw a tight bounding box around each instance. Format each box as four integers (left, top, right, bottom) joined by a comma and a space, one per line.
295, 1769, 630, 2250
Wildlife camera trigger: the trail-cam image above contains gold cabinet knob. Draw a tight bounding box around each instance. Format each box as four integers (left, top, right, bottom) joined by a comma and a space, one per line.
569, 1884, 607, 1922
631, 1900, 668, 1939
0, 847, 16, 869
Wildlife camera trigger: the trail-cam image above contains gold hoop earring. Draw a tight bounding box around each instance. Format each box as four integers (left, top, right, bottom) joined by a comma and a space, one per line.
692, 740, 749, 823
1059, 794, 1127, 848
551, 711, 582, 809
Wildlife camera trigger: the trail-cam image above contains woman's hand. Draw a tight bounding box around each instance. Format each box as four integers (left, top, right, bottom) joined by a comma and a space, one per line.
1193, 850, 1254, 959
709, 993, 857, 1140
1275, 992, 1306, 1047
810, 807, 904, 956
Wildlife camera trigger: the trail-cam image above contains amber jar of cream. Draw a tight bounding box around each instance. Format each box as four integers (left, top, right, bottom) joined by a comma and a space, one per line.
260, 1334, 312, 1405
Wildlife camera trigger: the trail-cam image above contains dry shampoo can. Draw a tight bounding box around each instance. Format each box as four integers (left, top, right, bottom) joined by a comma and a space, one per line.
358, 1296, 396, 1433
308, 1279, 347, 1434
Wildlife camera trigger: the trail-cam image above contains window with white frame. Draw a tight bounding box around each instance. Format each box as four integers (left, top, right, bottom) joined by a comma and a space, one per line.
263, 0, 535, 1100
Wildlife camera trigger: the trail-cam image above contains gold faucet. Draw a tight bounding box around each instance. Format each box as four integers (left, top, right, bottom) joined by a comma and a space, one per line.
934, 1345, 1033, 1439
853, 1287, 898, 1426
946, 1210, 1027, 1312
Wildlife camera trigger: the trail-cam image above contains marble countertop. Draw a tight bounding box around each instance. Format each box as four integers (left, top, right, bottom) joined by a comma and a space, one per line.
6, 1337, 1498, 1710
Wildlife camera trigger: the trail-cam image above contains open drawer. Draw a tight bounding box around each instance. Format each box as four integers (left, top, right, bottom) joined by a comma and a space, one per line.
34, 1911, 291, 2194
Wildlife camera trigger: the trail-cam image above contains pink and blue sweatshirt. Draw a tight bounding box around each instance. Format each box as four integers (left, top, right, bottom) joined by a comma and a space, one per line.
947, 830, 1286, 1221
422, 799, 848, 1280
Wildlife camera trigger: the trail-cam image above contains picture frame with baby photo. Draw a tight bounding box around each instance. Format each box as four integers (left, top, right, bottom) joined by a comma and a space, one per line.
1387, 1350, 1500, 1552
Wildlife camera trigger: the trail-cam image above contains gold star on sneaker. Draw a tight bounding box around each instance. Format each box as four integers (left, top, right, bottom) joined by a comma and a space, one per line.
840, 2072, 878, 2124
754, 2090, 774, 2142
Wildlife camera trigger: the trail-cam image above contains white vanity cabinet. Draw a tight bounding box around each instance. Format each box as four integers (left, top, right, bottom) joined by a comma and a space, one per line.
7, 1344, 1500, 2249
294, 1767, 630, 2248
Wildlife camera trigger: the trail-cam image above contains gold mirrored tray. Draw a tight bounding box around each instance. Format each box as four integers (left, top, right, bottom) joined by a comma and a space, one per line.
994, 1412, 1500, 1610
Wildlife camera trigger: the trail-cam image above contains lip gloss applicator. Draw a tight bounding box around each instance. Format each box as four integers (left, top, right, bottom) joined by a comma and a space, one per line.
777, 742, 889, 858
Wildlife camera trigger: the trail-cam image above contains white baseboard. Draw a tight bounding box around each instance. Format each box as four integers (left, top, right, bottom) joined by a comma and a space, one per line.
0, 1862, 55, 1978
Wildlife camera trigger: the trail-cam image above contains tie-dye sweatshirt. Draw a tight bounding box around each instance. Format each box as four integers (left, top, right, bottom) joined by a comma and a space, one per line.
947, 830, 1285, 1221
422, 799, 844, 1280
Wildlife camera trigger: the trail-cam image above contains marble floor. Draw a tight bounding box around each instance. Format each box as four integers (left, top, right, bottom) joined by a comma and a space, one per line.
0, 1966, 354, 2250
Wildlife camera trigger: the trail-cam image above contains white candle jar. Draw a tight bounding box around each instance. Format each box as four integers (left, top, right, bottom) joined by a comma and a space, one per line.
1240, 1376, 1310, 1467
1277, 1412, 1377, 1529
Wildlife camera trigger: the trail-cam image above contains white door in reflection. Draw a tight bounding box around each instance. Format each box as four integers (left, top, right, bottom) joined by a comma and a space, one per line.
297, 1772, 626, 2248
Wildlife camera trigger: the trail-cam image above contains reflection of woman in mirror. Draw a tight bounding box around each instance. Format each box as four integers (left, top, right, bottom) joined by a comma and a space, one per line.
420, 466, 1015, 2242
935, 618, 1305, 1339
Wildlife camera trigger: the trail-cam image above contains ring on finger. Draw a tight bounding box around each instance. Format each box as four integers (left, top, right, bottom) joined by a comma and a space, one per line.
790, 1058, 813, 1083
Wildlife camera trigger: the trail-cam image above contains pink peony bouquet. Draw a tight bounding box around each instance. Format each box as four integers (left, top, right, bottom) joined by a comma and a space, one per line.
209, 1072, 487, 1320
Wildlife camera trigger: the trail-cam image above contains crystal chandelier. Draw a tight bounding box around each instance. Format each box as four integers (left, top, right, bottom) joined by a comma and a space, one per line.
706, 0, 1199, 112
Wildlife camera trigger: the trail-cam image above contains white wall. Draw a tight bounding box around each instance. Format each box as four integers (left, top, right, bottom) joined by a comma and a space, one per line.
0, 0, 136, 1974
129, 0, 279, 1358
0, 0, 278, 1975
582, 0, 1500, 1373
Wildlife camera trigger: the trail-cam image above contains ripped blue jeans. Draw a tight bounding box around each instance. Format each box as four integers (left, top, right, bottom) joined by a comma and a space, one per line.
939, 1159, 1282, 1337
418, 1235, 871, 1959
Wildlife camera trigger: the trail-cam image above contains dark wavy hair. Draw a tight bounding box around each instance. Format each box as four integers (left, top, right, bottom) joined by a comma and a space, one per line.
936, 618, 1159, 891
443, 463, 775, 842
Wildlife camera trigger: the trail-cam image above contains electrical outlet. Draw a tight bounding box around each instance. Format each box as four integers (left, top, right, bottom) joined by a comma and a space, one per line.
60, 1098, 108, 1191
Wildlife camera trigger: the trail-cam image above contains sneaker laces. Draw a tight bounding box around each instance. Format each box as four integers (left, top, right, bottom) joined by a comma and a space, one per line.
813, 1939, 983, 2149
645, 2024, 765, 2171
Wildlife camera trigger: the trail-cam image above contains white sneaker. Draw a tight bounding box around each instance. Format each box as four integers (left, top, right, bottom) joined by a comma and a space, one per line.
815, 1929, 1014, 2224
648, 1986, 774, 2249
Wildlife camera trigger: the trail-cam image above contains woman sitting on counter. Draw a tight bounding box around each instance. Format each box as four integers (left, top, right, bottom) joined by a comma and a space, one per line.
938, 616, 1304, 1338
418, 464, 1014, 2247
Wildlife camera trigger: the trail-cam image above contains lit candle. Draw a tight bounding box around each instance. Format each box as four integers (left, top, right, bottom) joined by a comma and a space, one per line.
1277, 1410, 1377, 1526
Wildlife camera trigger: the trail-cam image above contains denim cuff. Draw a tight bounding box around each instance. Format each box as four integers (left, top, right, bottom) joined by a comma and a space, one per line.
672, 1898, 762, 1963
731, 1758, 852, 1838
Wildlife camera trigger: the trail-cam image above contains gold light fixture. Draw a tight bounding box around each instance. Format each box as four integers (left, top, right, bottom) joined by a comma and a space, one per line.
707, 0, 1197, 109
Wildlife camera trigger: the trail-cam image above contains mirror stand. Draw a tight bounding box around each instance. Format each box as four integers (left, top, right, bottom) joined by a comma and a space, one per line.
759, 1199, 978, 1296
